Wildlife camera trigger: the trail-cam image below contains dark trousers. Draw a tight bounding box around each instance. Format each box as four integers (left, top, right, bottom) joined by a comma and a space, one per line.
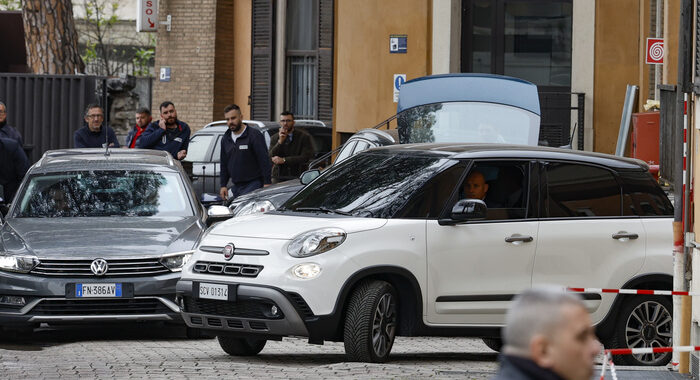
231, 178, 263, 199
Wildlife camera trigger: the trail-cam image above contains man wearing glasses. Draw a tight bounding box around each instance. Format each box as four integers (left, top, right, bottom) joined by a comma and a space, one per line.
73, 104, 120, 148
269, 111, 314, 183
0, 101, 23, 147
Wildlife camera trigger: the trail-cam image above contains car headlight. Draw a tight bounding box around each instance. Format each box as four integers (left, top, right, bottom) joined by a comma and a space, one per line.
0, 254, 39, 273
160, 251, 193, 272
287, 228, 346, 258
233, 200, 275, 217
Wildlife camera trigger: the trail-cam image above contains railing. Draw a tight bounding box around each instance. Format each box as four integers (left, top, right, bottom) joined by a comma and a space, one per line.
538, 92, 585, 150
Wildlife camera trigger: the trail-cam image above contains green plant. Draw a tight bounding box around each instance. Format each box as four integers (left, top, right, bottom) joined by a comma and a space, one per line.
0, 0, 21, 10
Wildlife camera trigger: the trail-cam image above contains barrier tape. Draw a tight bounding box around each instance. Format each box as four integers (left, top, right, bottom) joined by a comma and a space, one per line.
606, 345, 700, 356
567, 287, 697, 297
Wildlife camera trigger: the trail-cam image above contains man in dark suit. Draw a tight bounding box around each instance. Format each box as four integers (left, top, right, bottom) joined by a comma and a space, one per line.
269, 111, 314, 183
0, 137, 30, 203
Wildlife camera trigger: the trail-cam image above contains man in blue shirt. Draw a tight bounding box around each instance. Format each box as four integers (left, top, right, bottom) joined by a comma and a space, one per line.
136, 101, 190, 160
73, 104, 120, 148
0, 101, 24, 147
219, 104, 271, 200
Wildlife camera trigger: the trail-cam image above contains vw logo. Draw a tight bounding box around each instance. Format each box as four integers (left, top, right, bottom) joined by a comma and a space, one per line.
90, 259, 109, 276
223, 243, 235, 261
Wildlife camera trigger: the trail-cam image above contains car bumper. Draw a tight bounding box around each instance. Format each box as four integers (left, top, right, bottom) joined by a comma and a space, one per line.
176, 279, 310, 337
0, 271, 182, 325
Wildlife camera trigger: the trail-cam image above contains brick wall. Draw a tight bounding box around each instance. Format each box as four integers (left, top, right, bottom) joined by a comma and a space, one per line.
153, 0, 218, 131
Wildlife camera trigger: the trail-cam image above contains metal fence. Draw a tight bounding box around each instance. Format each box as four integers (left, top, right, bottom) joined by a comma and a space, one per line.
0, 74, 103, 163
538, 92, 585, 150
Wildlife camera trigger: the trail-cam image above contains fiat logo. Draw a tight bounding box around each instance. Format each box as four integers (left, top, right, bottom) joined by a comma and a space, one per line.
90, 259, 109, 276
223, 243, 235, 261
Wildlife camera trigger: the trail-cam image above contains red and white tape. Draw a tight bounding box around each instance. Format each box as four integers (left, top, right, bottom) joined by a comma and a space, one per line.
567, 287, 698, 297
606, 345, 700, 356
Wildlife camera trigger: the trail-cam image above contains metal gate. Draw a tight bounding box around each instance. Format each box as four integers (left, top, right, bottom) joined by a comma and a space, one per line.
0, 74, 102, 163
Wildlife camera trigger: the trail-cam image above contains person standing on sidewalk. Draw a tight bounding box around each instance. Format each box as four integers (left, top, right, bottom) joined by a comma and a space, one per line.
219, 104, 271, 200
0, 101, 24, 147
269, 111, 314, 183
125, 107, 152, 148
73, 104, 120, 148
491, 286, 601, 380
136, 101, 190, 160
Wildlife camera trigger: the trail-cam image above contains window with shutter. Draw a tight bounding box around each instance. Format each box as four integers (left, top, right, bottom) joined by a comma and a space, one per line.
251, 0, 275, 121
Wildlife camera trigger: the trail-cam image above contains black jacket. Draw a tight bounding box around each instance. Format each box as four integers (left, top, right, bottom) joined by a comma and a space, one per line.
73, 125, 120, 148
136, 120, 190, 158
0, 137, 30, 202
0, 122, 23, 147
269, 128, 314, 182
491, 354, 565, 380
220, 126, 271, 187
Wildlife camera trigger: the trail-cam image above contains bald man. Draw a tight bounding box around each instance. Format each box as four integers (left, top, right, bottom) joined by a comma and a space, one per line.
464, 170, 490, 201
491, 286, 601, 380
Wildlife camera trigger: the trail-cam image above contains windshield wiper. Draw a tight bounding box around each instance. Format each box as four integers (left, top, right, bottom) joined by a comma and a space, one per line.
294, 207, 353, 216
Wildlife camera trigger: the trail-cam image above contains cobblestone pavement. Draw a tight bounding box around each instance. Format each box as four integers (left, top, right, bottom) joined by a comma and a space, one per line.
0, 323, 690, 379
0, 323, 499, 379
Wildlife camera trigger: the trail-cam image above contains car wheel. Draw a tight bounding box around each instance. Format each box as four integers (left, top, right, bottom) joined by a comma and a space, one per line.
609, 295, 672, 366
343, 280, 398, 363
217, 336, 267, 356
482, 337, 503, 352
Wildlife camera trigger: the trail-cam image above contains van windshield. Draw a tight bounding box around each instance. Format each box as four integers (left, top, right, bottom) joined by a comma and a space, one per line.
397, 101, 540, 146
283, 152, 455, 218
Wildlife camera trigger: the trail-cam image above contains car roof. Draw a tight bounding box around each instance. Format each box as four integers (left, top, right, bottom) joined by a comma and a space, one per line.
348, 128, 398, 146
366, 143, 648, 170
396, 73, 540, 116
200, 119, 327, 134
32, 148, 181, 172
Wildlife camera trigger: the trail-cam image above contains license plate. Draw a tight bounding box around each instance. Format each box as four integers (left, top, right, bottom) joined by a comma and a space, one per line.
76, 283, 122, 298
199, 283, 228, 300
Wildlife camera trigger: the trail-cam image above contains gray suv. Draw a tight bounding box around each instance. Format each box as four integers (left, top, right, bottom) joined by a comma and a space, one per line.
0, 148, 209, 333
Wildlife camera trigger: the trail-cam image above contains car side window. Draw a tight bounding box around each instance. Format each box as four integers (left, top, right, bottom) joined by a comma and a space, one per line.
352, 140, 371, 154
334, 140, 357, 164
212, 136, 222, 163
620, 172, 673, 216
184, 134, 215, 162
461, 162, 530, 220
397, 162, 466, 219
545, 162, 621, 217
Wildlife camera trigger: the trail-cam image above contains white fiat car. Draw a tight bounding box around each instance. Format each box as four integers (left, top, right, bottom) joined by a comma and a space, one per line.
177, 144, 674, 365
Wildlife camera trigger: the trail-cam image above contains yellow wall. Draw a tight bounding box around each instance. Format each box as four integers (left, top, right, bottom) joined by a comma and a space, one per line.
333, 0, 430, 142
232, 0, 252, 119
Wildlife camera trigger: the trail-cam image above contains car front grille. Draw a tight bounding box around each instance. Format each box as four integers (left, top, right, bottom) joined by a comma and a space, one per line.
183, 296, 283, 320
31, 258, 170, 277
192, 261, 263, 278
31, 298, 172, 315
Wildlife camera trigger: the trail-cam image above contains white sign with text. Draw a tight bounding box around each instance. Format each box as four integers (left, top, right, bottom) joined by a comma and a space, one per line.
137, 0, 158, 32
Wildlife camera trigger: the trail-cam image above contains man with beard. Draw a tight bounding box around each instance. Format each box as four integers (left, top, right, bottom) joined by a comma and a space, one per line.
74, 104, 120, 148
0, 137, 29, 203
125, 107, 152, 148
269, 111, 314, 183
136, 101, 190, 160
219, 104, 271, 200
0, 101, 23, 147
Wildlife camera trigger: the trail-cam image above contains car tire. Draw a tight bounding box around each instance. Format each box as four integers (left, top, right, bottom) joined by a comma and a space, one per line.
481, 337, 503, 352
343, 280, 398, 363
217, 336, 266, 356
608, 295, 673, 366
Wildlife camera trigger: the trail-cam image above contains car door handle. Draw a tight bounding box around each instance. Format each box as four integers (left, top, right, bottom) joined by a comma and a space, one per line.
505, 234, 533, 243
612, 232, 639, 240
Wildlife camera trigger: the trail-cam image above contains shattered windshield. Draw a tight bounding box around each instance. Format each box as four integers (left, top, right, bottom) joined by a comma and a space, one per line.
15, 170, 193, 218
283, 152, 455, 218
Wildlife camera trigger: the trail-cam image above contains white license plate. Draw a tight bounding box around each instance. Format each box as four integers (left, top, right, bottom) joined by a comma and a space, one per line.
76, 283, 122, 298
199, 283, 228, 300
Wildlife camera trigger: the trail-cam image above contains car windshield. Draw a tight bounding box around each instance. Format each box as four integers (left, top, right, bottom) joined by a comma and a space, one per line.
397, 101, 539, 145
15, 170, 193, 218
283, 152, 455, 218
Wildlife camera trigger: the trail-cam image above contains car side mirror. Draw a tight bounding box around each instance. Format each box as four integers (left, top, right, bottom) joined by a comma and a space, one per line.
200, 192, 224, 207
300, 169, 321, 185
439, 199, 487, 225
206, 205, 233, 226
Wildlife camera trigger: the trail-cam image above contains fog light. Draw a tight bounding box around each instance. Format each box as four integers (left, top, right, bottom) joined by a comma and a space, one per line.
0, 295, 26, 306
270, 305, 279, 316
292, 263, 322, 279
